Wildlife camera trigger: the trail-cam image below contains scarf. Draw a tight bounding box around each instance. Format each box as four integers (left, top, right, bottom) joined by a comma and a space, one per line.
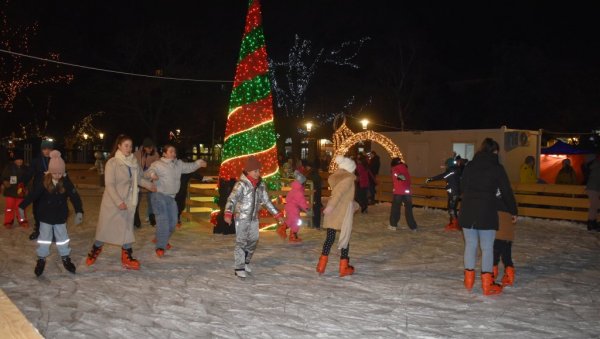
114, 150, 139, 211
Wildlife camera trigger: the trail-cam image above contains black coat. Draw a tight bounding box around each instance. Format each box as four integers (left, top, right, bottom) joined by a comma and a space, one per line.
459, 152, 517, 230
429, 166, 462, 196
31, 155, 50, 187
1, 163, 32, 197
19, 178, 83, 225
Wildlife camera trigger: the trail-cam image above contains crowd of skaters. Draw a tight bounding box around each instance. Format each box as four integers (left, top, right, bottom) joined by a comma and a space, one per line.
1, 135, 599, 296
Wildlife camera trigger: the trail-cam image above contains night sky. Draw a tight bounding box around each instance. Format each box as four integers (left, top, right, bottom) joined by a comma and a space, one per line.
2, 0, 599, 145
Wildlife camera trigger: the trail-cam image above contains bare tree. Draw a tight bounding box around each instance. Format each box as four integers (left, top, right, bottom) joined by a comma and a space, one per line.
0, 0, 73, 114
269, 35, 369, 158
375, 40, 417, 131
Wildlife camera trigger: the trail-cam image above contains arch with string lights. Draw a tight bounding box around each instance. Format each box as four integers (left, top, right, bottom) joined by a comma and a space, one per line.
328, 120, 402, 173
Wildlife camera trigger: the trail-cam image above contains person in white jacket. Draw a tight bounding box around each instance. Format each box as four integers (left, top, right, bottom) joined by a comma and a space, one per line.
147, 144, 206, 257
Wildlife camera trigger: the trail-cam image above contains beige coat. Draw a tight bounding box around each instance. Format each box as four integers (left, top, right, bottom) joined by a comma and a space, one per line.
323, 170, 357, 247
95, 157, 152, 245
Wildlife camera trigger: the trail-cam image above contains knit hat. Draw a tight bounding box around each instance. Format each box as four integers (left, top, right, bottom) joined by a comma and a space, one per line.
293, 170, 306, 184
40, 139, 54, 149
142, 138, 154, 148
48, 150, 66, 174
244, 156, 262, 172
335, 155, 356, 173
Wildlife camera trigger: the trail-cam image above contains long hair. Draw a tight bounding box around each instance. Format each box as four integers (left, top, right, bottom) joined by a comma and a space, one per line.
43, 173, 65, 193
110, 134, 133, 158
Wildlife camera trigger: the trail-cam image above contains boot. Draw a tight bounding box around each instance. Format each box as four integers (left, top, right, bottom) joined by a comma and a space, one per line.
149, 213, 156, 226
289, 232, 302, 243
156, 248, 165, 258
276, 224, 287, 240
481, 272, 503, 296
492, 265, 498, 281
86, 244, 103, 266
464, 269, 475, 290
121, 248, 140, 270
339, 258, 355, 277
316, 255, 328, 275
61, 256, 76, 274
151, 238, 171, 250
34, 257, 46, 277
501, 266, 515, 287
451, 218, 461, 230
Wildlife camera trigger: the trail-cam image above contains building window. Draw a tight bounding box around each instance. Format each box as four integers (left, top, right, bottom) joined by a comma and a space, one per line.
453, 143, 475, 161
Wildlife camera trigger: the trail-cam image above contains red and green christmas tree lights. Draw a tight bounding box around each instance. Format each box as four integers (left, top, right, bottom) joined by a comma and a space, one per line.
219, 0, 280, 189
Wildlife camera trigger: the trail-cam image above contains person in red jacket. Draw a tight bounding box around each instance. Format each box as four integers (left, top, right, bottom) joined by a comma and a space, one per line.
388, 157, 418, 231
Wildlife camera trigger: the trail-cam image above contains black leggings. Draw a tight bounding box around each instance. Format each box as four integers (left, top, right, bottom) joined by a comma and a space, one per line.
493, 239, 514, 267
322, 228, 349, 259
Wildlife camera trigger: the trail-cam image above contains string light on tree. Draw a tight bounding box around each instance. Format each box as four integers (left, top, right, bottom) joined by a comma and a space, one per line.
0, 0, 73, 112
219, 0, 280, 190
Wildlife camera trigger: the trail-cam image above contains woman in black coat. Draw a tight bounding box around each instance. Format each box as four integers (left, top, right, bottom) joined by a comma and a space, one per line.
459, 138, 518, 296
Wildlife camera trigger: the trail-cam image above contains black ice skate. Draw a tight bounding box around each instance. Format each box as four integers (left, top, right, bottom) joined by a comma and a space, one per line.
61, 256, 76, 274
34, 258, 46, 277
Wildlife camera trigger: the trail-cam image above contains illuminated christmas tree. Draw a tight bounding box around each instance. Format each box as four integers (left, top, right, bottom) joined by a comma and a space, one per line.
219, 0, 280, 189
214, 0, 279, 234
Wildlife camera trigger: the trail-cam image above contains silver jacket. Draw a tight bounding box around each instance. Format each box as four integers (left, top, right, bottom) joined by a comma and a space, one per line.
225, 173, 279, 221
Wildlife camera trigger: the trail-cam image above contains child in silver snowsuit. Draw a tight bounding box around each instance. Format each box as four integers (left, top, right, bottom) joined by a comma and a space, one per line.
224, 156, 283, 278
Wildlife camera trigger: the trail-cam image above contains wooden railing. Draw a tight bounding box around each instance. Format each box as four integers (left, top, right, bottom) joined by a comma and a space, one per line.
374, 175, 593, 222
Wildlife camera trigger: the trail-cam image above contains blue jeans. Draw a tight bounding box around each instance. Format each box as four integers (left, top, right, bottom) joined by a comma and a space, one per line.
152, 192, 178, 249
37, 222, 70, 257
462, 228, 496, 273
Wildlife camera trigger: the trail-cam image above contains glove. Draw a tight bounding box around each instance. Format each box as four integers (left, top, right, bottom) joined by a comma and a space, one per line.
425, 178, 431, 184
74, 212, 83, 225
396, 174, 406, 181
18, 208, 25, 221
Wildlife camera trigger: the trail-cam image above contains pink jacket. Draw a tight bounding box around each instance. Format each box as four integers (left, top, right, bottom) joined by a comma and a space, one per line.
285, 181, 308, 227
392, 163, 411, 195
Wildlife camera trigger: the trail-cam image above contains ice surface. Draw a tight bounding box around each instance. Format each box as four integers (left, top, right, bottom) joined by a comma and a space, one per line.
1, 189, 599, 338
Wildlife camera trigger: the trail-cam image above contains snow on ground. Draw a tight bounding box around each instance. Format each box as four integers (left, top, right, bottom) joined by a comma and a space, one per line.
1, 188, 600, 338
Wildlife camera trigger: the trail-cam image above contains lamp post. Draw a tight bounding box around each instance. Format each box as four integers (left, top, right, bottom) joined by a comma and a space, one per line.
305, 122, 314, 162
361, 119, 369, 130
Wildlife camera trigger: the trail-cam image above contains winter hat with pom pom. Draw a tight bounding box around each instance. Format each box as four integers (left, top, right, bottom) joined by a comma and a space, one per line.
48, 150, 66, 174
335, 155, 356, 173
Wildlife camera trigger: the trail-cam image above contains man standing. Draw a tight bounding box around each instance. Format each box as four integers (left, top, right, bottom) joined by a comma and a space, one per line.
29, 139, 55, 240
134, 138, 160, 227
368, 151, 380, 204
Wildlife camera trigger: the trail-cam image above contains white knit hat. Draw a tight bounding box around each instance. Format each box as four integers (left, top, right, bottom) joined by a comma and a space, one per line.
335, 155, 356, 173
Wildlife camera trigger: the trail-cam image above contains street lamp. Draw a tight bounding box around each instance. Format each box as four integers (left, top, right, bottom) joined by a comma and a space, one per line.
305, 122, 313, 133
83, 133, 89, 140
361, 119, 369, 130
99, 132, 104, 140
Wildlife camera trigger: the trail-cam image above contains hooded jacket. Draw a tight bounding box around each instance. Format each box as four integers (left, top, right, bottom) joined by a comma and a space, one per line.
285, 181, 309, 227
459, 152, 517, 230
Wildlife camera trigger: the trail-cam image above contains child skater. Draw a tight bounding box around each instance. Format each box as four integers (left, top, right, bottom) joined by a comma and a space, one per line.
223, 156, 284, 279
277, 170, 309, 243
425, 156, 462, 231
493, 188, 518, 287
19, 150, 83, 276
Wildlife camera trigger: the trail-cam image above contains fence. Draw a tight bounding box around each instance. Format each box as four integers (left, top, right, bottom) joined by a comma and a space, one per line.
374, 175, 594, 222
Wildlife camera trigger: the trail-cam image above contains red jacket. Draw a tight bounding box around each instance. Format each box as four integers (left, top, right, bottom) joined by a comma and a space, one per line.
391, 163, 411, 195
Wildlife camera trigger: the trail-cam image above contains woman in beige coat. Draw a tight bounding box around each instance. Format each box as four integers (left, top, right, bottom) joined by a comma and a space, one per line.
86, 135, 156, 270
316, 155, 359, 277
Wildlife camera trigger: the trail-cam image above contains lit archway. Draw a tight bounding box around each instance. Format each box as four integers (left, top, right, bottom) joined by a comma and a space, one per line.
328, 127, 402, 173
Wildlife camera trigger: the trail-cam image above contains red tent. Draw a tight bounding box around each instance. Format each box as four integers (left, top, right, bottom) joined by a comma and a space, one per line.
540, 141, 593, 184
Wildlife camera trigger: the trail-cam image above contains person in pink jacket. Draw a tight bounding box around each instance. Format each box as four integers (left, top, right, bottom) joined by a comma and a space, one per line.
388, 157, 418, 231
277, 171, 309, 243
